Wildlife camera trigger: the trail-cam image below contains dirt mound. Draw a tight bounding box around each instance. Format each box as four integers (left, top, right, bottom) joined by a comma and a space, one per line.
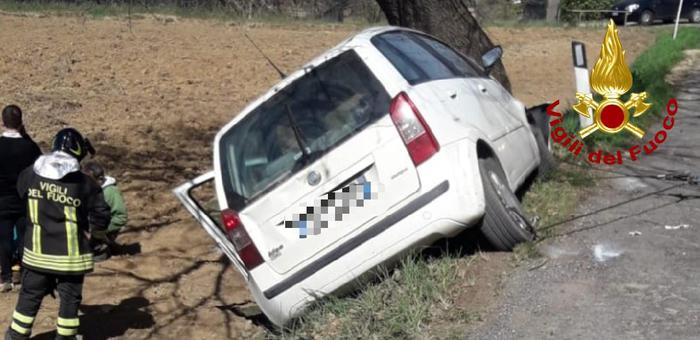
0, 14, 653, 339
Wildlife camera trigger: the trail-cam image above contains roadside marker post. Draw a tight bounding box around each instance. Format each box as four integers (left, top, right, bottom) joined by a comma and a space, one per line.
571, 41, 594, 128
673, 0, 685, 40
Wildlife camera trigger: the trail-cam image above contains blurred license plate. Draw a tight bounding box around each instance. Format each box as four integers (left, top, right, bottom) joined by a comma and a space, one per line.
612, 12, 618, 16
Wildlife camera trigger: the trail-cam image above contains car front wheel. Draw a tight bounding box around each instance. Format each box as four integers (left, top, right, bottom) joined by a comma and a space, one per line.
478, 157, 536, 251
640, 10, 654, 25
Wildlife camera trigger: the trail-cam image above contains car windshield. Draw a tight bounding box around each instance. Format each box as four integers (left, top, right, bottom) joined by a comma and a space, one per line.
219, 50, 390, 210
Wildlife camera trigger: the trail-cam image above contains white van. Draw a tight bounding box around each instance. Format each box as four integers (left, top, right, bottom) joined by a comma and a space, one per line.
174, 26, 551, 326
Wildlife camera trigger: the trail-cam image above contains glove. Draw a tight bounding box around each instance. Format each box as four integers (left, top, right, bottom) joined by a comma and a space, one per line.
91, 229, 108, 242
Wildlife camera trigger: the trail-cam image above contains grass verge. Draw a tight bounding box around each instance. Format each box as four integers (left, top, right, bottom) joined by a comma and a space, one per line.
278, 252, 479, 339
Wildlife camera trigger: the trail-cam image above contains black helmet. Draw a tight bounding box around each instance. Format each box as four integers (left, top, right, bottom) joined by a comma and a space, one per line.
52, 128, 95, 161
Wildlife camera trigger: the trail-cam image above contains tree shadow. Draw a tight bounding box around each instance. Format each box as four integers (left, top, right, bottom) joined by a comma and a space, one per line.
31, 297, 155, 340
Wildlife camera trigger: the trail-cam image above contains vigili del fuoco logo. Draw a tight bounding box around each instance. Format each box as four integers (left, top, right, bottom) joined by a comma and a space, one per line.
547, 19, 678, 165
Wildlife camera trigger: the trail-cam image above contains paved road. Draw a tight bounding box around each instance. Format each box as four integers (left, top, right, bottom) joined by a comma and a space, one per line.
466, 53, 700, 340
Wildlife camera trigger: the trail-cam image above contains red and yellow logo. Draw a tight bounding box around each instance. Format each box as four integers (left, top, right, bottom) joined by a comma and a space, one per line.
574, 20, 651, 139
547, 19, 678, 165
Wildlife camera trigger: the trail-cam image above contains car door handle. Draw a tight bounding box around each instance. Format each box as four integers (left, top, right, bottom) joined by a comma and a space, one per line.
477, 84, 488, 94
447, 90, 457, 99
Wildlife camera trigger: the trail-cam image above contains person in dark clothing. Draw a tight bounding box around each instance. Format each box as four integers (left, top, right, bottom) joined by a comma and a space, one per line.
5, 128, 110, 340
0, 105, 42, 292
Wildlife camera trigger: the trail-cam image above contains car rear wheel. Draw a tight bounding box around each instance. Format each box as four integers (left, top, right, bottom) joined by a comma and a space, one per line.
690, 9, 700, 23
640, 10, 654, 25
478, 157, 536, 251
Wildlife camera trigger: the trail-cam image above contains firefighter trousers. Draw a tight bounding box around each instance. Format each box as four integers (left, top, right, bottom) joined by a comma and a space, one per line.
6, 269, 83, 340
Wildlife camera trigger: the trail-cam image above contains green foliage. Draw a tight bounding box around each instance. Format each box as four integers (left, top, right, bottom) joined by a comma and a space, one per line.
560, 0, 616, 22
472, 0, 524, 24
0, 0, 384, 23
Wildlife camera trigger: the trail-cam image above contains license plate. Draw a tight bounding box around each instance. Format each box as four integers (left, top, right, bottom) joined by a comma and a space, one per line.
612, 12, 618, 16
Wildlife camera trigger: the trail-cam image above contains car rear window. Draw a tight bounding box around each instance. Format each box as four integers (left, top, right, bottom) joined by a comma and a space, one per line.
219, 50, 390, 211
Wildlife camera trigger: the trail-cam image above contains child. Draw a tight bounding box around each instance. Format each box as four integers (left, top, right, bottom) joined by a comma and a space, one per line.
82, 161, 128, 261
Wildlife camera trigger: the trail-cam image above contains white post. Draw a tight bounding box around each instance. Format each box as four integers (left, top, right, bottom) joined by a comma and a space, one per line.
572, 41, 594, 128
673, 0, 685, 40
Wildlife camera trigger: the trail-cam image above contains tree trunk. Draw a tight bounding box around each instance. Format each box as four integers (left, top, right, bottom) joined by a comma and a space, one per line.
374, 0, 511, 92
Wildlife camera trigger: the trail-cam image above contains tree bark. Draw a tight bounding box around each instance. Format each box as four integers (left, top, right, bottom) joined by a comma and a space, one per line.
374, 0, 511, 92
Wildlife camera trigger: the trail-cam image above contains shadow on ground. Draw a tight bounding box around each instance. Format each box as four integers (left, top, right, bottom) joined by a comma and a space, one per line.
31, 297, 155, 340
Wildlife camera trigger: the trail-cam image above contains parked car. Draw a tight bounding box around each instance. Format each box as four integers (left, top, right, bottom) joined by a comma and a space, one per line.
173, 26, 552, 326
610, 0, 700, 25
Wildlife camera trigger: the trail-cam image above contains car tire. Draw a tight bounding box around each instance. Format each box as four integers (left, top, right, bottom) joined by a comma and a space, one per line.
690, 9, 700, 23
478, 157, 536, 251
640, 10, 654, 25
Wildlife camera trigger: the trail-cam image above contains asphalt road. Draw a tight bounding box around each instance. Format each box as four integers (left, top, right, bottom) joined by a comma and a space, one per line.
466, 52, 700, 340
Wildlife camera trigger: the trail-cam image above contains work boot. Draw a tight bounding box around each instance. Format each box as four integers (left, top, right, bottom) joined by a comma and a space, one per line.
5, 328, 28, 340
0, 282, 12, 293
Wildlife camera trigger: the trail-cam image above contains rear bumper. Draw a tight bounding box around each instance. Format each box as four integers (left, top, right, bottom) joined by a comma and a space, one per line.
244, 139, 485, 326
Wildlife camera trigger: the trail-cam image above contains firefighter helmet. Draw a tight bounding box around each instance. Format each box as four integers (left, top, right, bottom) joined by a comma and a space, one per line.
52, 128, 95, 161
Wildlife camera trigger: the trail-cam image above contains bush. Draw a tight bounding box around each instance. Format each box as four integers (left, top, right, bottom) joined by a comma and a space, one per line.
560, 0, 616, 22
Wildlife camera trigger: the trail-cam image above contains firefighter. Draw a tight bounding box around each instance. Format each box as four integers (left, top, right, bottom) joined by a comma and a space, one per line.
5, 128, 110, 340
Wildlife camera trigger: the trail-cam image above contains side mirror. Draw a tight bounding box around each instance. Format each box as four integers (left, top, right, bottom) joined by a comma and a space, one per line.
481, 46, 503, 73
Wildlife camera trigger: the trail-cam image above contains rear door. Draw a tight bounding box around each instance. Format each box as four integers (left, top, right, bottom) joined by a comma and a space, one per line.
656, 0, 679, 19
216, 50, 421, 275
370, 31, 535, 182
172, 172, 248, 278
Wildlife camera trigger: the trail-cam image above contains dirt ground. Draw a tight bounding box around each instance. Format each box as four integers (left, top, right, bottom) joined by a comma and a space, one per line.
0, 14, 654, 339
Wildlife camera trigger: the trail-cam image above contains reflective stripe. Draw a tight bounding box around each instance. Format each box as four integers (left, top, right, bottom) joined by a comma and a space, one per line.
11, 321, 30, 335
22, 248, 93, 272
29, 199, 42, 254
64, 206, 79, 256
56, 326, 78, 336
29, 199, 35, 249
12, 311, 34, 324
57, 317, 80, 327
33, 224, 42, 254
28, 199, 38, 224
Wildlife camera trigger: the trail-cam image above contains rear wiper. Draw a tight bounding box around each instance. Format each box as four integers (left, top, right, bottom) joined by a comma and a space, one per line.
285, 104, 311, 159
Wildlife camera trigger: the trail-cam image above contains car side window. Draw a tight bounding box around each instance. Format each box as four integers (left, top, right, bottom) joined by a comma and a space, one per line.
412, 34, 483, 78
372, 32, 455, 84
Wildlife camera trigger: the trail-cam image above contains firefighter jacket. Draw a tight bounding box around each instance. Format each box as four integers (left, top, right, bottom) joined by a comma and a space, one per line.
17, 151, 111, 275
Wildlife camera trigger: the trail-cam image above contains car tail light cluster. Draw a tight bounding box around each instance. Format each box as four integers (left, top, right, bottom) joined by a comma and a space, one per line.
221, 209, 264, 270
389, 92, 440, 166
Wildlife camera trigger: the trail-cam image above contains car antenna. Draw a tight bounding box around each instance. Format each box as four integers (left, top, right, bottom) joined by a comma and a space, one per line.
244, 33, 286, 79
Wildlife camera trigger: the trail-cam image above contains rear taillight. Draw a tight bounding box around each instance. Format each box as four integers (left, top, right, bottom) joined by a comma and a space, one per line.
389, 92, 440, 166
221, 209, 264, 270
